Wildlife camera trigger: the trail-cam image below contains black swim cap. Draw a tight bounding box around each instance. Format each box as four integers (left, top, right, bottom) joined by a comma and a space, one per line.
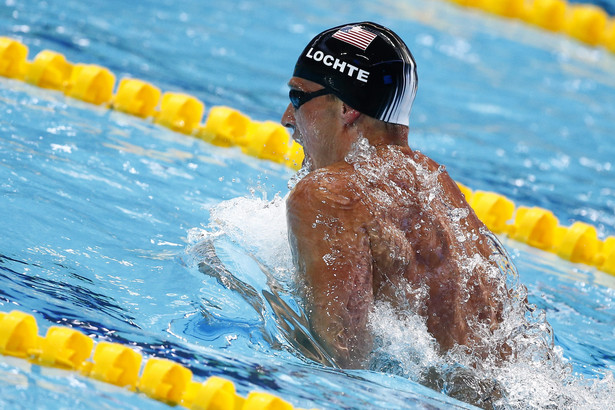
293, 22, 418, 126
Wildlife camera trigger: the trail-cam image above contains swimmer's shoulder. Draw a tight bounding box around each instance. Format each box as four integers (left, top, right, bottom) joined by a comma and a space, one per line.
288, 162, 362, 211
372, 145, 441, 173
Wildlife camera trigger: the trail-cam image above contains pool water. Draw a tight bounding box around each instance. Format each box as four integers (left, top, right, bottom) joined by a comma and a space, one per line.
1, 0, 615, 409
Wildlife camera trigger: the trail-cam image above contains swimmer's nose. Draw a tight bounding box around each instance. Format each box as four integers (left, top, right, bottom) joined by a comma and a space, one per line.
281, 103, 296, 132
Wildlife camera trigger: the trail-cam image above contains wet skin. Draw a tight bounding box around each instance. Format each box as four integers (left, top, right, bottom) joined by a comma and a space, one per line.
283, 78, 505, 368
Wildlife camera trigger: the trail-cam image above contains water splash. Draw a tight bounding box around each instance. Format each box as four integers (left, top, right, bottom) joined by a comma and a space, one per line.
368, 300, 442, 380
186, 192, 338, 366
188, 193, 293, 283
186, 149, 614, 409
287, 157, 312, 191
366, 230, 615, 409
345, 136, 376, 165
344, 144, 615, 408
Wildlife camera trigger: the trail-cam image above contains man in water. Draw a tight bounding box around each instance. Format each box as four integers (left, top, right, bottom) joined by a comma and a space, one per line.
282, 22, 507, 369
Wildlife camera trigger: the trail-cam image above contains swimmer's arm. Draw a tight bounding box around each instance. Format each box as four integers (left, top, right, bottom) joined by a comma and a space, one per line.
287, 178, 374, 368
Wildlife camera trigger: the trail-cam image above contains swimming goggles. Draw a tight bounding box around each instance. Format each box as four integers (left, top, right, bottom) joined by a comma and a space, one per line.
289, 88, 332, 110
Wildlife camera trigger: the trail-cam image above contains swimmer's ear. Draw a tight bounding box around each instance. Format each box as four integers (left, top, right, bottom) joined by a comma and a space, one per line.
341, 102, 361, 126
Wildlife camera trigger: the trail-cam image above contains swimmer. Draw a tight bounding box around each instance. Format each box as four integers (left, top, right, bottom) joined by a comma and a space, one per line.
282, 22, 508, 368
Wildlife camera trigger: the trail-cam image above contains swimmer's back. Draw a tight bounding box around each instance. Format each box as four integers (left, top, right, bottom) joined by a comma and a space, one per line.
289, 144, 504, 353
362, 146, 503, 350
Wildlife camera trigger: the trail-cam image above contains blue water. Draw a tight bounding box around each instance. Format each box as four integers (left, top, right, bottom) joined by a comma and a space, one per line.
1, 0, 615, 409
570, 0, 615, 14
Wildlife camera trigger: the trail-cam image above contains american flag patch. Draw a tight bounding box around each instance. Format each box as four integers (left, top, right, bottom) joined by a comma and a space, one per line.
332, 26, 377, 51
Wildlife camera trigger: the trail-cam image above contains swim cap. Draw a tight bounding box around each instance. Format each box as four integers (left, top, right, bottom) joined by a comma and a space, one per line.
293, 22, 418, 126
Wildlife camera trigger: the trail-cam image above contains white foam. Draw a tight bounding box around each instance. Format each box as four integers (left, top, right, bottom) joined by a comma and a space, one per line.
188, 193, 294, 283
368, 300, 442, 380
